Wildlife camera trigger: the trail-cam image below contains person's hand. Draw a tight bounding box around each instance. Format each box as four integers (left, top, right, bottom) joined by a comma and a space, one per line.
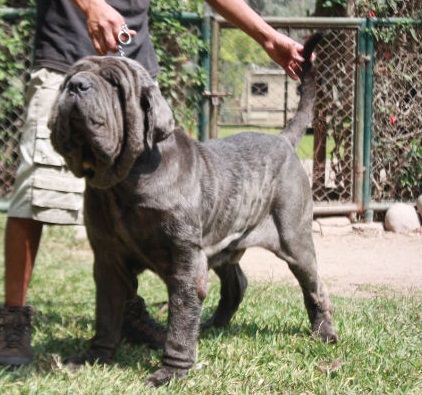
262, 31, 310, 80
83, 0, 136, 55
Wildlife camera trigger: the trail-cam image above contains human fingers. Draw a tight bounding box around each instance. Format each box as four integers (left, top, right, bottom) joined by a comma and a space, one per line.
286, 62, 301, 80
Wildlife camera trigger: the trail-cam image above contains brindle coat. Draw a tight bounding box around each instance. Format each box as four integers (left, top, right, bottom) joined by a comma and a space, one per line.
49, 33, 337, 387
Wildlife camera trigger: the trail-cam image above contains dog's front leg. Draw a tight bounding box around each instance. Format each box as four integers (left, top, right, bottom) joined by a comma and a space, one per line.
146, 249, 208, 387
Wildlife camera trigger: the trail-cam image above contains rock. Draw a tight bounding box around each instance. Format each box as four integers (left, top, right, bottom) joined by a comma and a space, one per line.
317, 216, 351, 227
316, 216, 353, 236
312, 221, 322, 234
352, 222, 384, 236
384, 203, 421, 233
416, 195, 422, 218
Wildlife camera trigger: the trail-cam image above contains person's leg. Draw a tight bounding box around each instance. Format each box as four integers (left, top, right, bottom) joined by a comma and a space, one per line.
0, 217, 42, 365
0, 68, 52, 366
5, 217, 43, 307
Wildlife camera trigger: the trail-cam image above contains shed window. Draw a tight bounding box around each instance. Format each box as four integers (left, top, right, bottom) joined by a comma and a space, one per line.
251, 82, 268, 96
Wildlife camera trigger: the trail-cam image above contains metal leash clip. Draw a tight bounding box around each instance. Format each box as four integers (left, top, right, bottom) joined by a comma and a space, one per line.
117, 23, 132, 57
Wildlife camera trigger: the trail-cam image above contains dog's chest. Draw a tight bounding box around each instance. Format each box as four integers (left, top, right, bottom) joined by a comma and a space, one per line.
86, 187, 192, 273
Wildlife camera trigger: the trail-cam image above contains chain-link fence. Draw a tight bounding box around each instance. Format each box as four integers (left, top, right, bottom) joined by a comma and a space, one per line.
0, 9, 34, 202
212, 17, 421, 214
0, 8, 207, 205
213, 18, 362, 213
1, 11, 421, 216
370, 21, 422, 203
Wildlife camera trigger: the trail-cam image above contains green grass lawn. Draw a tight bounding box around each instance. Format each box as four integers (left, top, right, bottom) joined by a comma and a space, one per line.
0, 213, 421, 394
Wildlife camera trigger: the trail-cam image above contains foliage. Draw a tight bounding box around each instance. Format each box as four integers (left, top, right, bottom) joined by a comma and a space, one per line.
317, 0, 422, 18
321, 0, 347, 8
397, 140, 422, 197
355, 0, 422, 18
354, 0, 421, 43
370, 20, 419, 43
218, 29, 273, 103
0, 213, 421, 394
0, 10, 34, 138
247, 0, 316, 17
0, 1, 207, 136
149, 0, 207, 135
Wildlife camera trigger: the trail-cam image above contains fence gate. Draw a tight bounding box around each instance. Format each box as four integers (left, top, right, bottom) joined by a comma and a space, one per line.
211, 16, 422, 217
211, 17, 365, 215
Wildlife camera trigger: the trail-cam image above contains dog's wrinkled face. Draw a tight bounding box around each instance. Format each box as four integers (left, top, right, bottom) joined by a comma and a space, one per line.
49, 56, 174, 189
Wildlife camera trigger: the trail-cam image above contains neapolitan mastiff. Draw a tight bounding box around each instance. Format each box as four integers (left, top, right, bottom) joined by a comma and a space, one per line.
49, 33, 338, 387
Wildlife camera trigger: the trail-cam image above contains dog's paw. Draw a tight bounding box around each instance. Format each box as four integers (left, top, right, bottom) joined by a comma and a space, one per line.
63, 350, 112, 371
145, 366, 188, 388
313, 327, 339, 344
312, 317, 339, 344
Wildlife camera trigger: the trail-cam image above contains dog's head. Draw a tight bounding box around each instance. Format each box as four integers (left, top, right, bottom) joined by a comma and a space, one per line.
49, 56, 174, 189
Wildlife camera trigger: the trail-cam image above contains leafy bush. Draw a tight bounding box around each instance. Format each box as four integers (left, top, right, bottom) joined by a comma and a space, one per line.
0, 0, 206, 136
0, 7, 34, 127
149, 0, 207, 135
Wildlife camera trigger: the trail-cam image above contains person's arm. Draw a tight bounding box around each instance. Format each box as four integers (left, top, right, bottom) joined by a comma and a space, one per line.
71, 0, 136, 55
205, 0, 305, 79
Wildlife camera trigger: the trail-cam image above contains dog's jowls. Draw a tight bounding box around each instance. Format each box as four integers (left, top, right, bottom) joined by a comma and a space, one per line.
49, 32, 338, 387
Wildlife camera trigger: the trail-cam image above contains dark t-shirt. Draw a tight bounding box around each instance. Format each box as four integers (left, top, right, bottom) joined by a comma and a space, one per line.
34, 0, 159, 76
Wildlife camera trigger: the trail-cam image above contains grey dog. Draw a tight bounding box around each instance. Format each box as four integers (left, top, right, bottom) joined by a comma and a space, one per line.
49, 33, 337, 387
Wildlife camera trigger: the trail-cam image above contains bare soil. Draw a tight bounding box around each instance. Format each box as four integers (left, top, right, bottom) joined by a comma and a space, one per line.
240, 230, 422, 297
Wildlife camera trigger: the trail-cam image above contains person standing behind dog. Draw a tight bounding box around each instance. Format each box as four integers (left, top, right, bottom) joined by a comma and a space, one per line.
0, 0, 308, 366
0, 0, 161, 366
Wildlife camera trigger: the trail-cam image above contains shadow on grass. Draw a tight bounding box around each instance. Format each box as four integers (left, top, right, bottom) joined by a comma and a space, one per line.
199, 320, 308, 341
2, 299, 310, 378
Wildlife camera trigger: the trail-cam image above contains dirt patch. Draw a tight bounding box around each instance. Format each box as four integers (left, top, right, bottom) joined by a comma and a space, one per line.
240, 230, 422, 297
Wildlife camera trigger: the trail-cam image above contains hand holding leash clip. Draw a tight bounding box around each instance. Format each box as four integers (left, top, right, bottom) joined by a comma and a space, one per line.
117, 23, 132, 57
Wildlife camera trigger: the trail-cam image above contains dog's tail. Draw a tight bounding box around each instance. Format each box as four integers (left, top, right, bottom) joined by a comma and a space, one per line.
283, 32, 323, 149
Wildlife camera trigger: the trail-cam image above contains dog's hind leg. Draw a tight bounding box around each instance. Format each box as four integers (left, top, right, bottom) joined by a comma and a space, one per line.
203, 262, 248, 328
274, 224, 338, 343
271, 175, 338, 343
276, 232, 338, 343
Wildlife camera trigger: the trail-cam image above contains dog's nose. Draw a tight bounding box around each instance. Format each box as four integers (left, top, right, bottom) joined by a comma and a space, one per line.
67, 75, 93, 94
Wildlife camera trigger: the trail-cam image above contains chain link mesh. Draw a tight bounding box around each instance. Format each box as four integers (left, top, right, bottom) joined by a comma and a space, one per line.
0, 13, 33, 200
1, 13, 421, 208
312, 29, 357, 204
217, 26, 358, 205
371, 25, 422, 201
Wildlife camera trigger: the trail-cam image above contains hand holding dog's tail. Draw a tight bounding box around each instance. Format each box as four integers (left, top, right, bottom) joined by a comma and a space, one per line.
301, 32, 323, 77
283, 32, 323, 149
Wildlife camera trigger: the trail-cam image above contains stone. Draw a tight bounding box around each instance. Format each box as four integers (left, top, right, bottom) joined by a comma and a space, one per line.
352, 222, 384, 236
316, 216, 351, 227
316, 216, 353, 236
312, 221, 322, 234
416, 195, 422, 218
384, 203, 421, 233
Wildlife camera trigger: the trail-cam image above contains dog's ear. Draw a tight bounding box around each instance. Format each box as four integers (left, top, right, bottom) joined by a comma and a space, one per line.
141, 84, 174, 149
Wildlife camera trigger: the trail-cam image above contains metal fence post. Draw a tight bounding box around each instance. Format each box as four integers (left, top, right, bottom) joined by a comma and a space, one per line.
354, 21, 368, 213
198, 6, 211, 142
363, 18, 375, 221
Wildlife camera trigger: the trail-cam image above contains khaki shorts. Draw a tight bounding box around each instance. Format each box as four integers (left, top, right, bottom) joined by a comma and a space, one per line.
7, 68, 85, 225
